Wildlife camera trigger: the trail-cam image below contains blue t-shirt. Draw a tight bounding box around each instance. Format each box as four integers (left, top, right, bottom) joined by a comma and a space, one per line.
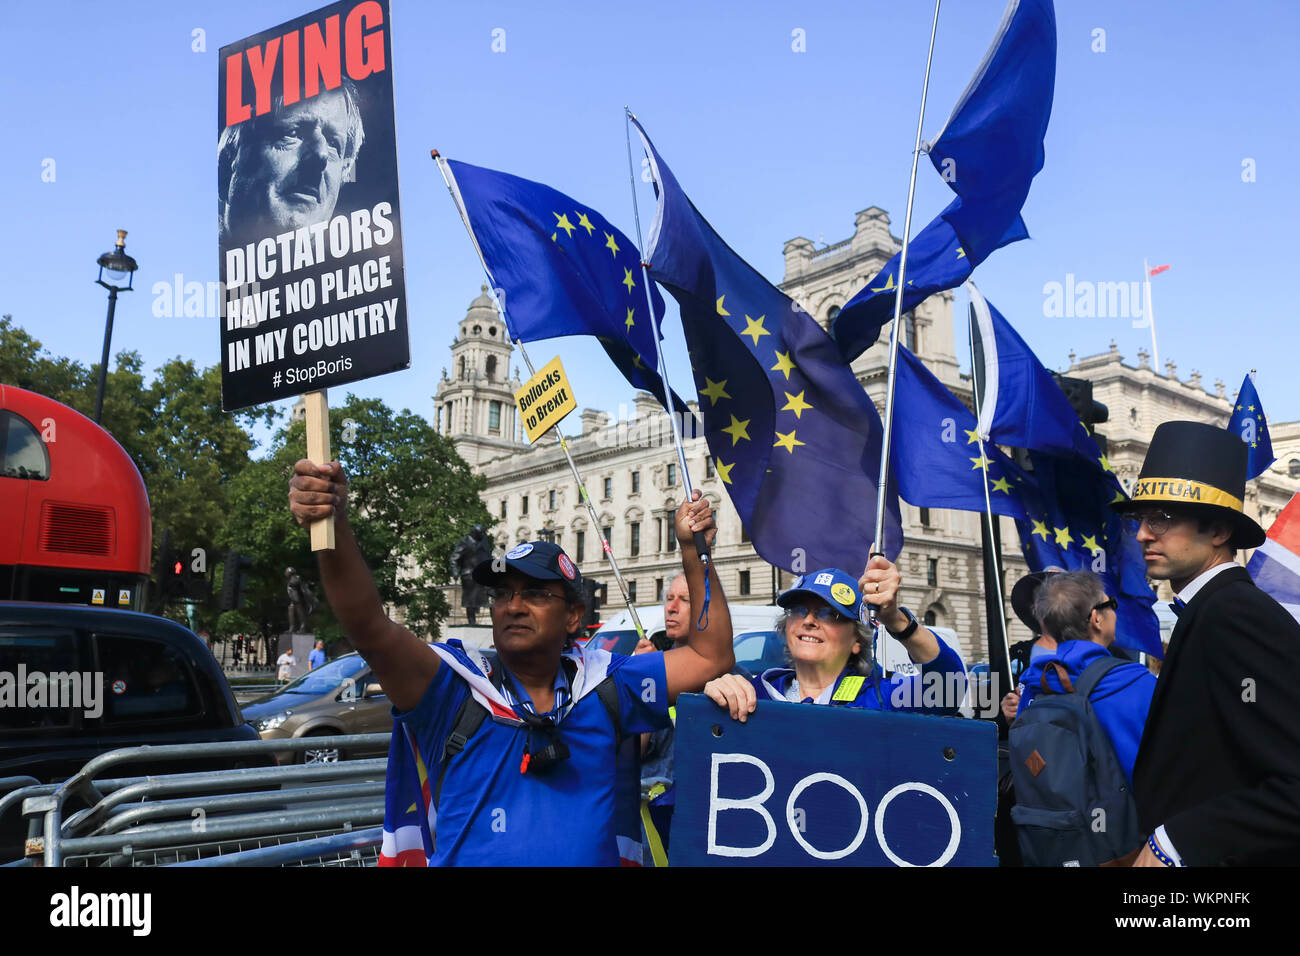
393, 650, 670, 866
308, 649, 326, 669
755, 640, 966, 715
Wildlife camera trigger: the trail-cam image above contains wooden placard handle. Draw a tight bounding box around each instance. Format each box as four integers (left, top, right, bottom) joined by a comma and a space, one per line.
303, 389, 335, 551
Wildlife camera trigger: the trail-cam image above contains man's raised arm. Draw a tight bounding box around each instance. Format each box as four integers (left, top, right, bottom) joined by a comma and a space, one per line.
663, 490, 733, 701
288, 459, 438, 712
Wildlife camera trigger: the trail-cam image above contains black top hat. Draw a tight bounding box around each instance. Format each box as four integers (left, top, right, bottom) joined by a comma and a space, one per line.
1111, 420, 1265, 549
1009, 567, 1064, 634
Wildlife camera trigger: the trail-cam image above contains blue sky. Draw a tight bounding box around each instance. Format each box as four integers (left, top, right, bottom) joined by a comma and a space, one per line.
3, 0, 1297, 447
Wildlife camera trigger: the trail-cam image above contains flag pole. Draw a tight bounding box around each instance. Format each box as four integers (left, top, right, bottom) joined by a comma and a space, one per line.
623, 107, 713, 572
1143, 258, 1159, 372
872, 0, 943, 596
431, 150, 646, 643
967, 299, 1015, 688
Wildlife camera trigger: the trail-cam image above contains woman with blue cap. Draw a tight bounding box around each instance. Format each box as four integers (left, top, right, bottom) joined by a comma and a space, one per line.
704, 555, 965, 719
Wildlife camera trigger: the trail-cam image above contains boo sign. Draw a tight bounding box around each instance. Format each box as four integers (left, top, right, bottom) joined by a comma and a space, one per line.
669, 694, 997, 866
218, 0, 409, 411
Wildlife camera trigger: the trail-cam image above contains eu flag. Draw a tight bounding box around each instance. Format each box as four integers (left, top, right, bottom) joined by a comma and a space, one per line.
892, 345, 1032, 519
446, 159, 691, 415
968, 282, 1099, 461
1013, 452, 1162, 658
630, 117, 903, 570
832, 0, 1056, 360
1227, 374, 1276, 480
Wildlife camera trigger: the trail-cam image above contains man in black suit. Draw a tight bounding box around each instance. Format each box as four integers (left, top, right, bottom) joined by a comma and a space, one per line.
1117, 421, 1300, 866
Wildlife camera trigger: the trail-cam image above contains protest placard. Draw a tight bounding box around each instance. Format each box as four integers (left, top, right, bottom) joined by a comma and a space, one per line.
515, 356, 577, 444
217, 0, 409, 413
669, 693, 997, 866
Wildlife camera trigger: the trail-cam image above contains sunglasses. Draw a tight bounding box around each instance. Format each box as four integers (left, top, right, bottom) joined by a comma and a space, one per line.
787, 604, 852, 624
1092, 596, 1118, 615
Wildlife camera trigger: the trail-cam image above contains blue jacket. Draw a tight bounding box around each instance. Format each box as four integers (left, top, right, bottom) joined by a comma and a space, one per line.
1016, 640, 1156, 784
753, 641, 966, 715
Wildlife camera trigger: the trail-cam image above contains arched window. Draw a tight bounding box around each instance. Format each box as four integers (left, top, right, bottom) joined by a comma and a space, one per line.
458, 356, 466, 379
903, 314, 916, 351
0, 411, 50, 480
827, 305, 841, 323
1290, 459, 1300, 479
472, 324, 482, 335
486, 355, 498, 381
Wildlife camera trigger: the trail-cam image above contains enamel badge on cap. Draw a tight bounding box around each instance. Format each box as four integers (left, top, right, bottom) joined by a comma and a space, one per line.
831, 582, 856, 606
505, 543, 534, 559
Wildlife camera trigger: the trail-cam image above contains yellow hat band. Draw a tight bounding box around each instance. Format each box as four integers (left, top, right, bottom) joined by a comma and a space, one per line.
1129, 477, 1243, 513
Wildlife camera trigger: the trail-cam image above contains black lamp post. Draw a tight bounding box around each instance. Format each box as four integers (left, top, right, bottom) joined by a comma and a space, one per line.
93, 229, 139, 424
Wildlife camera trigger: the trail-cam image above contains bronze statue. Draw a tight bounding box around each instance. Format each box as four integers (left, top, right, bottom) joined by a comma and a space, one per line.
449, 525, 493, 625
285, 567, 319, 633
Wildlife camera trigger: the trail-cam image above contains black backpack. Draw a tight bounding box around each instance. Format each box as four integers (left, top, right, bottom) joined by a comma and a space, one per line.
1008, 656, 1142, 866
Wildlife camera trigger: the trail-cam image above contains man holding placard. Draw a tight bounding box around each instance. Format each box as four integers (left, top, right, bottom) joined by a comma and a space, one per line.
288, 463, 733, 865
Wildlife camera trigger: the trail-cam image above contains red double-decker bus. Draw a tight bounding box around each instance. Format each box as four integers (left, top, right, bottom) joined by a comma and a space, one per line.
0, 384, 151, 609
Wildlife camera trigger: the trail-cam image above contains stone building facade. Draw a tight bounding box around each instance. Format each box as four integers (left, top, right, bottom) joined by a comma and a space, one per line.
430, 207, 1299, 662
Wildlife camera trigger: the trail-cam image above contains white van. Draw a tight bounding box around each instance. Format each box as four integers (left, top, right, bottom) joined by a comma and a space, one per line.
585, 604, 786, 674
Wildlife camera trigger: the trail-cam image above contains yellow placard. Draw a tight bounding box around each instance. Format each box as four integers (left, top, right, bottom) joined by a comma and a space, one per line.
516, 356, 577, 444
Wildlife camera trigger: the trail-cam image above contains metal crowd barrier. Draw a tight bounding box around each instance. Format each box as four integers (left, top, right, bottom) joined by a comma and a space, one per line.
11, 733, 391, 867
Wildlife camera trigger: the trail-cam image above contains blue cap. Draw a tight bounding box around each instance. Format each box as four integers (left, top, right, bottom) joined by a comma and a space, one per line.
778, 568, 863, 621
472, 541, 584, 600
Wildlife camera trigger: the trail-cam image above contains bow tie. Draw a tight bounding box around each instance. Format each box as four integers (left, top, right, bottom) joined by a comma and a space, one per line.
1169, 597, 1187, 618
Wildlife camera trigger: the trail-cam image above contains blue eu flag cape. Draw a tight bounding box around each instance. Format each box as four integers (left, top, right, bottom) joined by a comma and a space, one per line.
446, 159, 692, 416
630, 116, 903, 568
833, 0, 1056, 361
1227, 374, 1276, 480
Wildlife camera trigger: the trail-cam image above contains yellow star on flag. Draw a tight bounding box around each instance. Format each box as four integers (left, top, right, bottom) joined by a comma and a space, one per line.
716, 295, 730, 316
576, 212, 595, 235
604, 232, 620, 257
741, 314, 770, 346
871, 274, 895, 293
1032, 520, 1050, 540
722, 415, 751, 446
1111, 490, 1127, 505
625, 308, 635, 332
990, 476, 1012, 494
632, 354, 645, 370
956, 247, 966, 259
1248, 405, 1256, 412
969, 453, 992, 471
774, 429, 805, 453
1054, 526, 1074, 548
964, 428, 981, 445
622, 267, 636, 293
700, 377, 730, 405
1081, 534, 1101, 554
715, 460, 734, 485
782, 391, 813, 419
1099, 454, 1114, 472
770, 350, 796, 380
554, 212, 576, 238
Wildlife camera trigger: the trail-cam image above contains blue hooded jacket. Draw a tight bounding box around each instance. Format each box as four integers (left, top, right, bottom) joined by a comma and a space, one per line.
1015, 640, 1156, 784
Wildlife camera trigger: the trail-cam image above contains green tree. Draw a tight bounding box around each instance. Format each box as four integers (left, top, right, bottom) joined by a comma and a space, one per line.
221, 394, 493, 644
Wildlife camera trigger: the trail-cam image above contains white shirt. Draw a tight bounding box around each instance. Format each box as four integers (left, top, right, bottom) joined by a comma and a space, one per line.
1173, 560, 1238, 606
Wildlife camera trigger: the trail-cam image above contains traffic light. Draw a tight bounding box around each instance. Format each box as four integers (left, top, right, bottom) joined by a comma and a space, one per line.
183, 547, 211, 601
1052, 373, 1109, 455
220, 550, 253, 611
